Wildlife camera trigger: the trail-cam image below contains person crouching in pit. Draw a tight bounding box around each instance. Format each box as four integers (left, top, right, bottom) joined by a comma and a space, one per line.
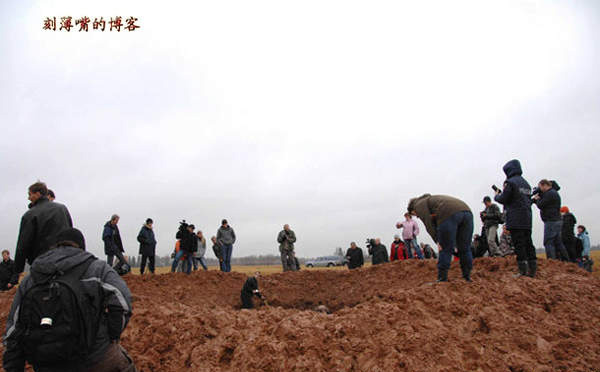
241, 272, 264, 309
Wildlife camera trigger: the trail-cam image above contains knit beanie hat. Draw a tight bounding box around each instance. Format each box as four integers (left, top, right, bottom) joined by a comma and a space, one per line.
560, 206, 569, 214
55, 228, 86, 250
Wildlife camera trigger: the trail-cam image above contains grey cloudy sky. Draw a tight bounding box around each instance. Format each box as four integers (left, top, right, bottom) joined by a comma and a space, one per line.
1, 0, 598, 260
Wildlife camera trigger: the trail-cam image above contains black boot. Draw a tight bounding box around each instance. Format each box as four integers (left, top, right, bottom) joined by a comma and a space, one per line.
437, 269, 448, 282
462, 270, 472, 282
514, 261, 528, 277
528, 260, 537, 278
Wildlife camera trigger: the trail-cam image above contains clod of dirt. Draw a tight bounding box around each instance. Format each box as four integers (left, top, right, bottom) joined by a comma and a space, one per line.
0, 257, 599, 372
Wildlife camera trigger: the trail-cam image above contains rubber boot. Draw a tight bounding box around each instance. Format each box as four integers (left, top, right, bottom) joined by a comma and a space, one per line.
462, 269, 472, 282
514, 261, 528, 278
527, 260, 537, 278
437, 269, 448, 282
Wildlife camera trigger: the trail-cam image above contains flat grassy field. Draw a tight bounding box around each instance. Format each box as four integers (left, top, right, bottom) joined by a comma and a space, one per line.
133, 251, 600, 277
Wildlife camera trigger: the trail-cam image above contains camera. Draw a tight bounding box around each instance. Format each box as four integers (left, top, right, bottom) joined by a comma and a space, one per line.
491, 185, 500, 193
365, 238, 375, 249
176, 220, 189, 239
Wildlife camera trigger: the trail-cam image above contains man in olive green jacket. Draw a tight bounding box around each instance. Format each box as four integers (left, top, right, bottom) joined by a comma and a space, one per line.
407, 194, 473, 282
277, 224, 297, 271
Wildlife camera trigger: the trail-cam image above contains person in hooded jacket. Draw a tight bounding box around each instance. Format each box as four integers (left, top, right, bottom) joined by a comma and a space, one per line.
407, 194, 473, 282
532, 179, 570, 261
560, 206, 577, 262
3, 228, 135, 372
494, 159, 537, 277
193, 231, 208, 271
390, 235, 406, 261
217, 219, 236, 272
345, 242, 364, 269
137, 218, 157, 275
14, 181, 73, 274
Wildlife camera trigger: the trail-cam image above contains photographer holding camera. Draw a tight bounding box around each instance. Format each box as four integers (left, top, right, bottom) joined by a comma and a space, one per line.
532, 179, 569, 261
277, 224, 298, 271
481, 196, 503, 257
367, 238, 389, 265
171, 221, 195, 274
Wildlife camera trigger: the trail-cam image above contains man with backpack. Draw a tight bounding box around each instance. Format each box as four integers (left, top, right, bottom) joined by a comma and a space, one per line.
3, 228, 135, 372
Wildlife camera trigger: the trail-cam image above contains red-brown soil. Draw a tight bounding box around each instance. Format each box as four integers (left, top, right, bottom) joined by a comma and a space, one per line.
1, 258, 599, 372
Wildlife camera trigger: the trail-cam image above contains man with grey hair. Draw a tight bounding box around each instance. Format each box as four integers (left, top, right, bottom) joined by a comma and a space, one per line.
345, 242, 364, 269
277, 224, 298, 271
102, 214, 127, 270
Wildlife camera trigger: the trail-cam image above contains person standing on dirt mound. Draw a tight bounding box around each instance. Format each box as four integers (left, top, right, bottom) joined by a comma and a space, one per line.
345, 242, 364, 269
396, 213, 423, 259
15, 181, 73, 275
102, 214, 127, 269
137, 218, 157, 275
368, 238, 389, 265
217, 219, 236, 272
407, 194, 473, 282
3, 228, 136, 372
211, 236, 224, 271
241, 272, 264, 309
532, 179, 570, 262
560, 206, 577, 263
494, 159, 537, 277
390, 235, 406, 261
481, 196, 503, 257
278, 224, 298, 271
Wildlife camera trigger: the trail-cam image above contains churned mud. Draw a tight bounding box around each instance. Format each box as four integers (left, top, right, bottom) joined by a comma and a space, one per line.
1, 258, 599, 372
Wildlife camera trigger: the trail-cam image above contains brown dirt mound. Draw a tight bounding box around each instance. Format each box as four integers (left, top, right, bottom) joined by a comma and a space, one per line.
1, 258, 600, 372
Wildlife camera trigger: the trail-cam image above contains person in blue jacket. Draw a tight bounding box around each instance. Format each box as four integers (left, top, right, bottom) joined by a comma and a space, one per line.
494, 159, 537, 277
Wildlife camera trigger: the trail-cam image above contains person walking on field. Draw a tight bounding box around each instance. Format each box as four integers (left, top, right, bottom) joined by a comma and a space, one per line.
481, 196, 503, 257
217, 219, 236, 273
407, 194, 474, 282
277, 224, 298, 271
494, 159, 537, 277
102, 215, 127, 269
345, 242, 364, 269
14, 181, 73, 274
396, 213, 423, 259
137, 218, 157, 275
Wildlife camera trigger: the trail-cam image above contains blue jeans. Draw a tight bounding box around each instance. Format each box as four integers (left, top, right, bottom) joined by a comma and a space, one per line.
544, 220, 568, 260
221, 244, 233, 272
437, 211, 474, 275
405, 239, 423, 259
193, 257, 208, 271
171, 250, 193, 274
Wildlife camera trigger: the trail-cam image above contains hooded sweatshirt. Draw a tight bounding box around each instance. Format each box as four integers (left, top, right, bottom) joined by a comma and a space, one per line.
3, 246, 132, 371
577, 231, 591, 257
217, 226, 236, 245
494, 159, 533, 230
407, 194, 470, 243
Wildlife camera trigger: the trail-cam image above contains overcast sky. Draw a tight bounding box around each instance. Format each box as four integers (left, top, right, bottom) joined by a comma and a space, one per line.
1, 0, 598, 261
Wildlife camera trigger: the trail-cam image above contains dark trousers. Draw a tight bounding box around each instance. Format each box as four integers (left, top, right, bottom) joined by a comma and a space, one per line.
140, 255, 155, 274
83, 343, 136, 372
437, 211, 474, 274
107, 251, 126, 268
511, 229, 537, 262
562, 236, 577, 262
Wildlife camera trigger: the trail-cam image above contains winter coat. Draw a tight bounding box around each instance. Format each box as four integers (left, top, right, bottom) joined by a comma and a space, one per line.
494, 159, 533, 230
212, 243, 223, 261
534, 188, 561, 222
398, 219, 419, 241
176, 231, 196, 253
499, 233, 515, 256
3, 246, 132, 371
241, 276, 259, 296
368, 243, 389, 265
217, 226, 236, 245
102, 222, 124, 256
0, 259, 18, 288
482, 203, 503, 228
561, 213, 577, 239
407, 194, 471, 243
14, 197, 73, 273
390, 241, 406, 261
137, 225, 156, 256
422, 244, 437, 259
277, 230, 297, 252
578, 231, 591, 257
345, 247, 364, 269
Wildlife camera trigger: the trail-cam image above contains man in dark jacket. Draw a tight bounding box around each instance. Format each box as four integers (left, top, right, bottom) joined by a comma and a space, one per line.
0, 251, 18, 291
3, 228, 135, 372
171, 223, 195, 274
481, 196, 503, 257
102, 215, 127, 269
345, 242, 364, 269
14, 181, 73, 274
560, 206, 577, 262
494, 159, 537, 277
368, 238, 388, 265
408, 194, 473, 282
533, 179, 569, 261
137, 218, 157, 275
216, 219, 236, 272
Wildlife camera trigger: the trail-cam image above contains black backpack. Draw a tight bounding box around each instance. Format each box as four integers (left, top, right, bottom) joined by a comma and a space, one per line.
18, 258, 98, 367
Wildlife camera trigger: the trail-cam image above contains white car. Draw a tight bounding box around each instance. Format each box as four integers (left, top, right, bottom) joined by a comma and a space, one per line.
305, 256, 347, 268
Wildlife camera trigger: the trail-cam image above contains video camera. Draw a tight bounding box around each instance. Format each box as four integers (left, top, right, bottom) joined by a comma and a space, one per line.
365, 238, 375, 249
176, 220, 189, 239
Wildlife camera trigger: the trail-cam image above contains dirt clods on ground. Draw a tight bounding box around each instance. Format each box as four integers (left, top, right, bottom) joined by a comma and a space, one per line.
1, 257, 599, 372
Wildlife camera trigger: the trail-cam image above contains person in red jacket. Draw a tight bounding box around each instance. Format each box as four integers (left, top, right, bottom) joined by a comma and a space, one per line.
390, 235, 406, 261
